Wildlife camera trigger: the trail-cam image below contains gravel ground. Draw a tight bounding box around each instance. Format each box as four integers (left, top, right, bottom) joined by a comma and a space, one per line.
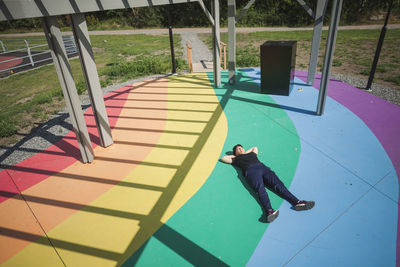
331, 73, 400, 106
180, 32, 213, 63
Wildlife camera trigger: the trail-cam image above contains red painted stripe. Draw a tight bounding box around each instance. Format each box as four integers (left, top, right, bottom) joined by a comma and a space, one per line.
0, 85, 133, 203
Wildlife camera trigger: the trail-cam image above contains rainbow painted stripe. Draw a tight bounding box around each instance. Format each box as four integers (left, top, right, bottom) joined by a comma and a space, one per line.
0, 70, 399, 266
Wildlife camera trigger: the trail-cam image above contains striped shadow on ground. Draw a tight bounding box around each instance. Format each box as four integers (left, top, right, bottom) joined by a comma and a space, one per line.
124, 71, 301, 266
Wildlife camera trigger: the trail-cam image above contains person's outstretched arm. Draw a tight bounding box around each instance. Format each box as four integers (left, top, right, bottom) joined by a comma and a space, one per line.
245, 146, 258, 154
220, 155, 235, 164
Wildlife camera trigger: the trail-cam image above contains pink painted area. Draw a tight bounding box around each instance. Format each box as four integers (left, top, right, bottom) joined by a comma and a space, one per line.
0, 56, 23, 71
296, 70, 400, 265
0, 85, 132, 203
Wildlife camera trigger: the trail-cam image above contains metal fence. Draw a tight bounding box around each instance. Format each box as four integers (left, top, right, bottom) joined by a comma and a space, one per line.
0, 36, 77, 77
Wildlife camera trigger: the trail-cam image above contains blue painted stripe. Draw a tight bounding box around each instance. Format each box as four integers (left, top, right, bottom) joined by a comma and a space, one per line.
243, 68, 398, 266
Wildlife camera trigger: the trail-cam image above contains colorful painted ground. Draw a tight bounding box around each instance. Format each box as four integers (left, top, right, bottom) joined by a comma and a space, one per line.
0, 69, 399, 266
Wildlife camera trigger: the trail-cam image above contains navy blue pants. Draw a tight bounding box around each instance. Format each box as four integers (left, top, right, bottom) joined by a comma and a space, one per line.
245, 163, 299, 211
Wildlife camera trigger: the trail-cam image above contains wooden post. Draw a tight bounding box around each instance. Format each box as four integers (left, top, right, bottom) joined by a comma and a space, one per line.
186, 42, 193, 73
220, 41, 227, 70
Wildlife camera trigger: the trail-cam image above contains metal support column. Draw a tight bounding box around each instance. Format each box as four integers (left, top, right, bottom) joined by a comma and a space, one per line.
227, 0, 255, 85
307, 0, 327, 85
316, 0, 343, 115
167, 7, 176, 74
71, 13, 113, 148
42, 16, 94, 163
235, 0, 256, 22
366, 0, 393, 90
228, 0, 236, 84
212, 0, 221, 87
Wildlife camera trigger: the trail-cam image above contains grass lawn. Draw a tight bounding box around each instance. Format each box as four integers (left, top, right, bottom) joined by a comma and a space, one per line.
0, 34, 185, 145
199, 28, 400, 91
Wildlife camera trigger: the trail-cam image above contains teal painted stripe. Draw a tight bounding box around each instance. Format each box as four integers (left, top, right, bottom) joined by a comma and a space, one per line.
123, 71, 301, 266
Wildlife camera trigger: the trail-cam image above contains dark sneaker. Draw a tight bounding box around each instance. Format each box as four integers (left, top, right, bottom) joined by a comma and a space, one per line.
266, 209, 279, 223
294, 200, 315, 211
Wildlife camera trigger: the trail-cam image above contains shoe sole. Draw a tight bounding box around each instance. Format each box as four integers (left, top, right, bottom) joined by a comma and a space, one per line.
295, 201, 315, 211
266, 210, 279, 223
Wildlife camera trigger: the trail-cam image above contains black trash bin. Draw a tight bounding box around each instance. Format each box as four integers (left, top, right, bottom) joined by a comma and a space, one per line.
260, 41, 297, 96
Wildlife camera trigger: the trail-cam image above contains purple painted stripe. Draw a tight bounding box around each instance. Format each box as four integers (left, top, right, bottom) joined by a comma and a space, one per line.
296, 70, 400, 266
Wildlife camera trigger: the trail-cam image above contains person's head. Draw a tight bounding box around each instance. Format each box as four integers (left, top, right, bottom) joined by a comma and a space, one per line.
233, 144, 245, 156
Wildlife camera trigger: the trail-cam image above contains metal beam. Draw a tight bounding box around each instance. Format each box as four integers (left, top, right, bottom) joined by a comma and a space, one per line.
71, 13, 113, 148
197, 0, 215, 26
235, 0, 256, 22
167, 7, 176, 74
0, 0, 198, 21
316, 0, 343, 115
227, 0, 255, 85
296, 0, 315, 18
366, 0, 393, 90
212, 0, 221, 87
228, 0, 236, 84
42, 16, 94, 162
307, 0, 328, 85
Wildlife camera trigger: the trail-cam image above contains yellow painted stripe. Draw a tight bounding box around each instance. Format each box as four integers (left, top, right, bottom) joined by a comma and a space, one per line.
5, 74, 227, 266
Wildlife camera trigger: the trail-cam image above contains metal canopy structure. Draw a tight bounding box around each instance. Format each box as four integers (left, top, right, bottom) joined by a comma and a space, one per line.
228, 0, 343, 115
0, 0, 221, 163
0, 0, 343, 162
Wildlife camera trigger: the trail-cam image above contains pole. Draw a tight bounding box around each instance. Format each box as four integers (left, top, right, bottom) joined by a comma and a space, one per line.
316, 0, 343, 115
25, 40, 34, 66
228, 0, 236, 84
42, 16, 94, 163
307, 0, 328, 85
168, 7, 176, 74
366, 0, 393, 90
71, 13, 113, 148
212, 0, 221, 87
0, 40, 5, 52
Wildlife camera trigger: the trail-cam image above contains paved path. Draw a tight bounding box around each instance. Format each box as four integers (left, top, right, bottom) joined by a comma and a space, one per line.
1, 24, 400, 37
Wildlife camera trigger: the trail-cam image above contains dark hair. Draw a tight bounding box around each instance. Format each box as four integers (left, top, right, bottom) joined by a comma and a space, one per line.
232, 144, 242, 156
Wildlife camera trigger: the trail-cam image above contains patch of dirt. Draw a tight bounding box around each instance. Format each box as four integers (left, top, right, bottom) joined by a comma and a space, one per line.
16, 95, 34, 104
93, 47, 105, 53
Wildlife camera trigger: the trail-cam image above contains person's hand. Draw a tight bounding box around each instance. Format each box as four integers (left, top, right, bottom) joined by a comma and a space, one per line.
245, 146, 258, 154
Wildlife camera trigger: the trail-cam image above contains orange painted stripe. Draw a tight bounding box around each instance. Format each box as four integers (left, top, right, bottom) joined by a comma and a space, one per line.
0, 78, 169, 263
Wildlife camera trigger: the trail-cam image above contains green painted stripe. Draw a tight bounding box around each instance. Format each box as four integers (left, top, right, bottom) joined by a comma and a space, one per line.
123, 71, 301, 266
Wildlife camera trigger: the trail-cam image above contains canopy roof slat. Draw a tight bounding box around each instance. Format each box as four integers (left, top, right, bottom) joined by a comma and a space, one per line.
0, 0, 198, 22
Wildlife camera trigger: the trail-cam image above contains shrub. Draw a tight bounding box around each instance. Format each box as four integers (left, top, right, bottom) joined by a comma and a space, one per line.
236, 46, 259, 67
76, 80, 87, 95
105, 55, 186, 81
